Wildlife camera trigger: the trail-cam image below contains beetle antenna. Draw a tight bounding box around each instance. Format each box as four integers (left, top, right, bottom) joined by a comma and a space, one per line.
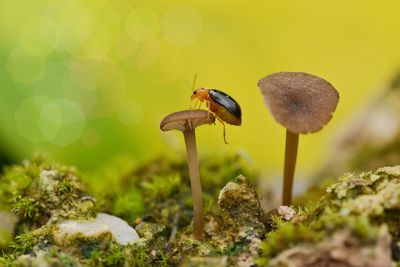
192, 73, 198, 92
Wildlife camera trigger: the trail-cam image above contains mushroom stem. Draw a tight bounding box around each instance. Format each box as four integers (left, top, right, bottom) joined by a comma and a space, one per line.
183, 129, 204, 241
282, 129, 299, 205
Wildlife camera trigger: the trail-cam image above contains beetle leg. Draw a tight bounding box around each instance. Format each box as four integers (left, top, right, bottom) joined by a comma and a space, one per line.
200, 100, 209, 112
216, 117, 229, 144
205, 101, 214, 120
190, 99, 199, 109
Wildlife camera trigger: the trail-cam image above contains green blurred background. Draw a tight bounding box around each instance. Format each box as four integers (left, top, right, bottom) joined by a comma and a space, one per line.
0, 0, 399, 173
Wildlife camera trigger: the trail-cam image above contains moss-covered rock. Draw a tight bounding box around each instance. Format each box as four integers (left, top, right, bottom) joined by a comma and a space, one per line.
268, 226, 393, 267
0, 157, 96, 230
0, 154, 258, 266
218, 175, 269, 238
258, 166, 400, 266
4, 156, 400, 266
0, 159, 149, 267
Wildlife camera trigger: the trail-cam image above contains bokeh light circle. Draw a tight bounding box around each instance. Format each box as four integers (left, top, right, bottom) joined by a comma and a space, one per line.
126, 7, 160, 42
15, 96, 51, 144
63, 60, 97, 114
161, 5, 203, 46
33, 61, 65, 98
134, 39, 160, 69
115, 32, 141, 62
139, 40, 184, 85
20, 16, 58, 56
38, 99, 86, 147
6, 46, 46, 85
57, 10, 91, 53
78, 18, 114, 60
38, 101, 63, 142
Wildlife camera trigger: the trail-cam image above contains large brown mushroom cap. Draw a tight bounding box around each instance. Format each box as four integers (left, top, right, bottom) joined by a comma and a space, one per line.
258, 72, 339, 134
160, 110, 215, 132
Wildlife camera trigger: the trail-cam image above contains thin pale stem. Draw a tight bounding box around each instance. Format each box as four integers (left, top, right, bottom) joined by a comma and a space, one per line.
282, 130, 299, 206
183, 130, 204, 241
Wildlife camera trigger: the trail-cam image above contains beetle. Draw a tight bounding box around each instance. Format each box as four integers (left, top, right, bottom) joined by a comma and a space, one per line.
191, 88, 242, 144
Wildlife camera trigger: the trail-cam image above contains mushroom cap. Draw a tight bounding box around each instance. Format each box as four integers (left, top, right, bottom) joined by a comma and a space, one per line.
160, 110, 215, 132
257, 72, 339, 134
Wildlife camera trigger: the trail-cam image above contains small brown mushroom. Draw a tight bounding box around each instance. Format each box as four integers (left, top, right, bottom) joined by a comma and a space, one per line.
257, 72, 339, 205
160, 109, 216, 240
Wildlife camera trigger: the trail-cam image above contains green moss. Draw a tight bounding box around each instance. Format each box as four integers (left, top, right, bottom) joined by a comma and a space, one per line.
0, 158, 96, 230
221, 237, 251, 256
349, 216, 377, 240
112, 188, 144, 223
50, 232, 130, 267
9, 232, 35, 254
11, 196, 38, 218
86, 152, 258, 232
87, 242, 166, 267
258, 166, 400, 266
55, 177, 77, 196
48, 248, 77, 267
8, 155, 399, 266
0, 158, 99, 265
200, 153, 257, 195
0, 254, 17, 267
79, 239, 104, 259
257, 217, 321, 265
125, 245, 150, 267
0, 157, 43, 210
218, 175, 268, 237
141, 175, 181, 200
104, 246, 125, 266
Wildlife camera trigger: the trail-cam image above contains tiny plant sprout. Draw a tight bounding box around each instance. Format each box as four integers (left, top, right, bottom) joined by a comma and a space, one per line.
160, 109, 216, 241
257, 72, 339, 205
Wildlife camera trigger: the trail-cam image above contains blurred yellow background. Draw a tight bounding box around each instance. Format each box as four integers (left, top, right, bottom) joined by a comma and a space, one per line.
0, 0, 399, 174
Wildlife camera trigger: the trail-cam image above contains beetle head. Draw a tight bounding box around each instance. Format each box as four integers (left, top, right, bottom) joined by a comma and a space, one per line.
191, 88, 209, 101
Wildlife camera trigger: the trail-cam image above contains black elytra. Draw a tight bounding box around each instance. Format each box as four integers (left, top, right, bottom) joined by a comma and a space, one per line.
209, 89, 242, 119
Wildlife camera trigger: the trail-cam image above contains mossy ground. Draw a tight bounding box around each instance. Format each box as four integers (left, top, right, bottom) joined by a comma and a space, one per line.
0, 154, 261, 266
258, 167, 400, 266
1, 155, 400, 266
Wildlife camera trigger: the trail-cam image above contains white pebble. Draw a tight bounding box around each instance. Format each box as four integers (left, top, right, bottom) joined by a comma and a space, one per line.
55, 213, 139, 245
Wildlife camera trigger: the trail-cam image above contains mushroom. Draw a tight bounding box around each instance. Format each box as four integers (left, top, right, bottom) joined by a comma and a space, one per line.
160, 109, 216, 240
257, 72, 339, 205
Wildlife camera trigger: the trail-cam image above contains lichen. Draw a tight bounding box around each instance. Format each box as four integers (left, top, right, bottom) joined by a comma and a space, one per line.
218, 175, 269, 237
3, 155, 400, 266
267, 226, 393, 267
0, 157, 96, 231
258, 166, 400, 266
0, 154, 258, 266
0, 158, 97, 265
